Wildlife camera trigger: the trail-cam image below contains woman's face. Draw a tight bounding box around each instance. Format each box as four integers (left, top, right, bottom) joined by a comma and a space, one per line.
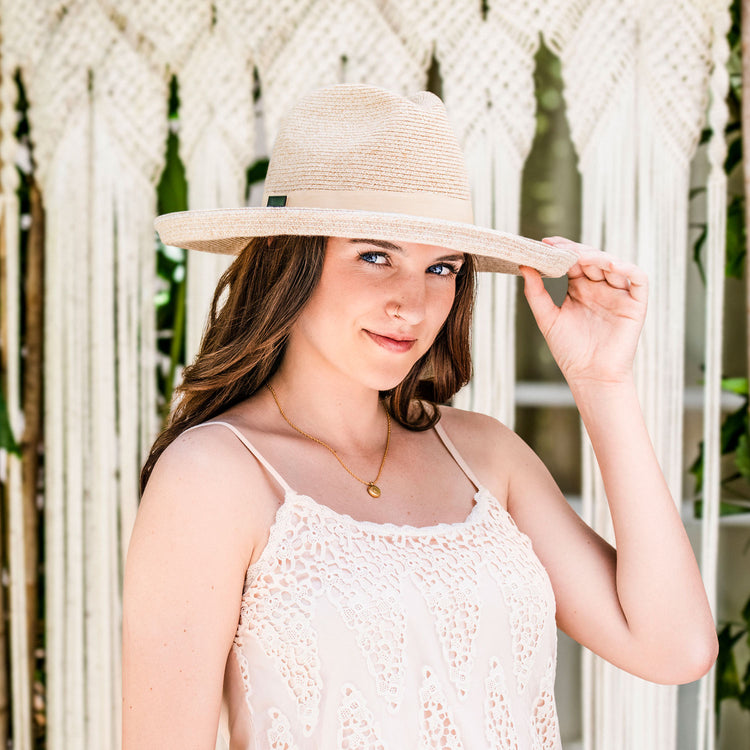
286, 236, 465, 392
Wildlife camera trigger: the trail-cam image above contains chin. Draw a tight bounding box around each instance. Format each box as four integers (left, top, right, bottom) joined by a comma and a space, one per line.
365, 367, 418, 394
354, 348, 429, 394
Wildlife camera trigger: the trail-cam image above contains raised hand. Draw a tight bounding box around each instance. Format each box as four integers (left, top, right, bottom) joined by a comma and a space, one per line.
514, 239, 717, 686
519, 237, 648, 386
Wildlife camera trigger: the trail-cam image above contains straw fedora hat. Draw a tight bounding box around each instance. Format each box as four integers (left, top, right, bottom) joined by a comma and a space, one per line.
155, 83, 576, 276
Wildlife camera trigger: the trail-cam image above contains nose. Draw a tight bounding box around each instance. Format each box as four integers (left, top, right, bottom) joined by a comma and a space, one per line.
387, 272, 426, 325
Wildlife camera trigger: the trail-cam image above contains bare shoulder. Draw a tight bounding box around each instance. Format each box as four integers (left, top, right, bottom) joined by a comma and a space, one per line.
436, 405, 572, 553
437, 403, 511, 439
146, 422, 265, 509
437, 404, 528, 457
123, 422, 275, 747
436, 405, 531, 504
139, 421, 280, 568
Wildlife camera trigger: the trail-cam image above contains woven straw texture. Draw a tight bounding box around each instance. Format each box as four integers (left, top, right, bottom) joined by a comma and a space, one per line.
155, 206, 573, 275
155, 84, 577, 276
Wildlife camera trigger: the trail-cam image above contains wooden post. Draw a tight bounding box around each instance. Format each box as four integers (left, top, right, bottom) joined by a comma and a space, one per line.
0, 42, 10, 750
23, 178, 43, 739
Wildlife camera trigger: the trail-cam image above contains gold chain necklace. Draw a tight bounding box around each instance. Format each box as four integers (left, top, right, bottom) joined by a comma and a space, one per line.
265, 383, 391, 498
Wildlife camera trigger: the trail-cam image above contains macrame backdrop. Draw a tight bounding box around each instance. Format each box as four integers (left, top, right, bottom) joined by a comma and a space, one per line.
0, 1, 730, 749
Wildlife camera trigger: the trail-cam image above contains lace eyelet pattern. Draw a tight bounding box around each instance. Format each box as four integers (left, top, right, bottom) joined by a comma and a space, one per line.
338, 684, 388, 749
485, 658, 520, 749
267, 707, 298, 750
227, 487, 559, 748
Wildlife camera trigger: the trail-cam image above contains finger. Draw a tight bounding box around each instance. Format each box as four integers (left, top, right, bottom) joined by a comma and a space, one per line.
571, 259, 649, 306
519, 265, 559, 334
608, 261, 649, 304
543, 237, 649, 302
600, 265, 631, 290
580, 262, 607, 282
572, 250, 633, 284
543, 240, 610, 281
567, 250, 611, 282
542, 236, 570, 246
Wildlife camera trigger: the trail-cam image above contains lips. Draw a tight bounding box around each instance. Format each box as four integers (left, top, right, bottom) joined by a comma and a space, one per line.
365, 330, 417, 353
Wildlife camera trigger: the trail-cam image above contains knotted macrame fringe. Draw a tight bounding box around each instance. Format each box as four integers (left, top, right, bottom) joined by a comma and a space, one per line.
15, 9, 168, 744
46, 116, 89, 750
696, 3, 731, 748
695, 172, 726, 750
1, 47, 32, 750
454, 131, 522, 427
42, 112, 162, 750
181, 24, 255, 362
576, 77, 680, 750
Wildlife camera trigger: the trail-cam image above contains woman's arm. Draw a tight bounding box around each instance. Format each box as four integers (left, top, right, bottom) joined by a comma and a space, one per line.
122, 427, 258, 749
511, 239, 717, 684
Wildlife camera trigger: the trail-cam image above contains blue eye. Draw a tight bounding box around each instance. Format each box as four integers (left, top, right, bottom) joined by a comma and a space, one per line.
357, 251, 459, 276
428, 263, 460, 276
359, 251, 389, 265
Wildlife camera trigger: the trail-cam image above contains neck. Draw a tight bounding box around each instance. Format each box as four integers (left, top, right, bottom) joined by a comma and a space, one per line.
266, 361, 388, 454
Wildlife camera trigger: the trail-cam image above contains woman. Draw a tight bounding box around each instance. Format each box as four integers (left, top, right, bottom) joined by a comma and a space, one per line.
122, 84, 717, 749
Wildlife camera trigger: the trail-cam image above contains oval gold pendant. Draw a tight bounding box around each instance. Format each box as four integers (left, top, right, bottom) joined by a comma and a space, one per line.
367, 483, 381, 498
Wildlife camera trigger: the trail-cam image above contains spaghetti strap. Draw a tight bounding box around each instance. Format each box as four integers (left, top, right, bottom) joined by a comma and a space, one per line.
182, 421, 294, 495
433, 420, 483, 491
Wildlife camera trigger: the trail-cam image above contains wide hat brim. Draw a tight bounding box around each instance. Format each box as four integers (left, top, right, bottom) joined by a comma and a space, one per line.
155, 206, 577, 277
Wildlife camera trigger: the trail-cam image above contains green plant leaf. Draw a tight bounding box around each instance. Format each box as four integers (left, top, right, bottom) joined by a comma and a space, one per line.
690, 444, 704, 494
717, 624, 742, 710
699, 122, 740, 147
692, 396, 749, 502
721, 403, 748, 455
157, 79, 187, 217
737, 433, 750, 482
722, 377, 749, 396
729, 0, 741, 49
164, 274, 186, 419
246, 158, 269, 187
740, 661, 750, 710
167, 74, 180, 117
725, 136, 743, 174
726, 195, 746, 279
692, 498, 750, 518
742, 596, 750, 630
0, 389, 20, 455
692, 224, 707, 285
726, 121, 742, 136
157, 130, 188, 216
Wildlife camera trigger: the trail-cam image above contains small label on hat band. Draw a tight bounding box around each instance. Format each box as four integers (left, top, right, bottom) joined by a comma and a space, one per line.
262, 189, 473, 223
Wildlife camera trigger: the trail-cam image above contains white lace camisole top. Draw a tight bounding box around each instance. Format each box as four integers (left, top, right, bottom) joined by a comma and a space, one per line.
185, 419, 561, 750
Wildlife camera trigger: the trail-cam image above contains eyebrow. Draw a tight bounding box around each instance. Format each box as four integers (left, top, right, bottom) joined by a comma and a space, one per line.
348, 238, 465, 263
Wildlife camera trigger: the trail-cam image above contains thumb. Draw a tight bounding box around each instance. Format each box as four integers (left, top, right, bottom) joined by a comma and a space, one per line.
519, 266, 559, 336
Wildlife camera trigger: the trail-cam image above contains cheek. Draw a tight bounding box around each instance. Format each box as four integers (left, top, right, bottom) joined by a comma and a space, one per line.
294, 271, 362, 343
430, 285, 458, 330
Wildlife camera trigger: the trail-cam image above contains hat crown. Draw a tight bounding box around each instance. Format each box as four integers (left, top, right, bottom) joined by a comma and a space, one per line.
154, 84, 577, 277
263, 84, 472, 201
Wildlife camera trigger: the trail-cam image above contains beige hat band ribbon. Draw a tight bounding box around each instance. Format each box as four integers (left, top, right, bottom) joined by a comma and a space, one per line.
264, 189, 474, 223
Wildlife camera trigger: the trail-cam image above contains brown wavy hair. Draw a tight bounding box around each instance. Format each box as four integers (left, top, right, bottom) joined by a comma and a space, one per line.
140, 235, 476, 494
